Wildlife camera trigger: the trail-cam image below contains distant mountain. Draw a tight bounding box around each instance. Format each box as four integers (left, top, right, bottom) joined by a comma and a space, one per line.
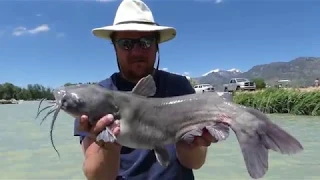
194, 69, 243, 89
193, 57, 320, 90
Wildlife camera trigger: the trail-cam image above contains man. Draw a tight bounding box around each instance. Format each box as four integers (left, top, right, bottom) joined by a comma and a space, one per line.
74, 0, 217, 179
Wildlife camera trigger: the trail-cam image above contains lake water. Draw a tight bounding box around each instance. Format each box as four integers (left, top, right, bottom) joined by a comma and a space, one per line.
0, 101, 319, 179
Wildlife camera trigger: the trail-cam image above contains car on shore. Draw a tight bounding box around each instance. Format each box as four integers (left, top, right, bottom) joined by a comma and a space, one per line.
223, 78, 256, 92
193, 84, 215, 93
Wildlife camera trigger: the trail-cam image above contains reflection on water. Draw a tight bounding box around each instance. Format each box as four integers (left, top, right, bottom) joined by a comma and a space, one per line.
1, 102, 319, 179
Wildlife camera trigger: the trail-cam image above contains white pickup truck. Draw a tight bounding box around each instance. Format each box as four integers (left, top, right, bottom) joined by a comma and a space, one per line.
223, 78, 256, 92
193, 84, 215, 94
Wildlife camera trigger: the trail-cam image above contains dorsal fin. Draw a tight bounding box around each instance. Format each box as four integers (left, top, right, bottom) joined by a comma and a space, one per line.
131, 74, 157, 97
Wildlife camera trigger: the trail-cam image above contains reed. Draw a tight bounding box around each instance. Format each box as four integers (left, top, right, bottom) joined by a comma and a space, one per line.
233, 88, 320, 116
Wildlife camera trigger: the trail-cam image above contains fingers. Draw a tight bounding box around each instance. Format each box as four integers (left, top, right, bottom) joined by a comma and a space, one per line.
78, 115, 89, 132
202, 130, 218, 143
109, 120, 120, 136
93, 114, 114, 134
79, 114, 122, 150
192, 128, 218, 147
193, 136, 211, 147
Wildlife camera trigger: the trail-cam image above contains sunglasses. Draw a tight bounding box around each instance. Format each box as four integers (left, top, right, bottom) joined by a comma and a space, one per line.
114, 36, 156, 50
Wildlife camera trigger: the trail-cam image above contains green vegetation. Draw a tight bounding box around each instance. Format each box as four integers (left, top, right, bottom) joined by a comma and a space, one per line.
0, 81, 97, 102
233, 88, 320, 116
63, 82, 97, 87
0, 83, 55, 101
188, 78, 197, 87
251, 78, 266, 89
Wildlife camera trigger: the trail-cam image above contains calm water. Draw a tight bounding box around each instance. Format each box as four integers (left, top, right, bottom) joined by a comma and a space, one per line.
0, 101, 319, 179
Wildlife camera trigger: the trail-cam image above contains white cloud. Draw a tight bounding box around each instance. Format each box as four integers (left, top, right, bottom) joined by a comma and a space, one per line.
160, 68, 191, 79
56, 33, 65, 38
215, 0, 223, 4
162, 67, 168, 71
12, 24, 50, 36
28, 24, 49, 34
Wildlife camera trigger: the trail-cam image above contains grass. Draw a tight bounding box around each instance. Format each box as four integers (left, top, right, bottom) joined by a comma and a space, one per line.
233, 87, 320, 116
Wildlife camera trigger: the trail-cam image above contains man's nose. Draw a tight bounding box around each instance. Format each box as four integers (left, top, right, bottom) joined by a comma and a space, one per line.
130, 43, 145, 55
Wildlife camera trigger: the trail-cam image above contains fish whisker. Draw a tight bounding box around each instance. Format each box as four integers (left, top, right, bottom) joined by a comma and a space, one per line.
50, 103, 62, 158
36, 98, 47, 116
37, 102, 62, 158
40, 106, 58, 125
35, 104, 55, 119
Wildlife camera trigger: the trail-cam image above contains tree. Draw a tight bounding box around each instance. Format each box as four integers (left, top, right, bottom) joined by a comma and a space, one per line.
0, 81, 98, 101
0, 83, 54, 100
188, 78, 197, 87
252, 78, 266, 89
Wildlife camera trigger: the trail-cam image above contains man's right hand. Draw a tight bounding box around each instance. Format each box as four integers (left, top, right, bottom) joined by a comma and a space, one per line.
79, 114, 122, 180
78, 114, 122, 150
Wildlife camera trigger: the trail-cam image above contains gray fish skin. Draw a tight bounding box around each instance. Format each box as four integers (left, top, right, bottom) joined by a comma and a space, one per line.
54, 75, 303, 179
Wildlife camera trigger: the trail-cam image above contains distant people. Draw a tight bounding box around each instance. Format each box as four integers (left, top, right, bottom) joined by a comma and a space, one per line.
315, 78, 319, 87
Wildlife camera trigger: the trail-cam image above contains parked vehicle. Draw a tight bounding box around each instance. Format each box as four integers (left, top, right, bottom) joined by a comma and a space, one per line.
276, 79, 291, 88
193, 84, 215, 93
223, 78, 256, 92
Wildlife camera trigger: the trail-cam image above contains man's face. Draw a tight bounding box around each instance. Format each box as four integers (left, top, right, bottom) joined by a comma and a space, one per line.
113, 31, 158, 82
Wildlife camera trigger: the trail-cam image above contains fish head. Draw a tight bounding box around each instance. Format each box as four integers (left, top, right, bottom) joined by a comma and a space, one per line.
54, 84, 119, 121
59, 91, 87, 118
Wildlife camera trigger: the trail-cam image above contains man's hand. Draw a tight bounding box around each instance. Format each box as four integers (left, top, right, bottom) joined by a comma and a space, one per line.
80, 114, 122, 180
175, 128, 217, 169
181, 128, 217, 148
78, 114, 122, 150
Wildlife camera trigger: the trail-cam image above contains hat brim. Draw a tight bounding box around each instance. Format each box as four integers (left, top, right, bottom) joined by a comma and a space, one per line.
92, 23, 176, 43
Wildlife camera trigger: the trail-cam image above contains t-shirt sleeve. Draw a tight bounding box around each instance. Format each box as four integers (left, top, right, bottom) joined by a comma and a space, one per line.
73, 118, 85, 143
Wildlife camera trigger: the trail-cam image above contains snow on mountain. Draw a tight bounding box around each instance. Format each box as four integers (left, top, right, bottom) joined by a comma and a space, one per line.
227, 68, 242, 73
202, 69, 221, 76
202, 68, 242, 76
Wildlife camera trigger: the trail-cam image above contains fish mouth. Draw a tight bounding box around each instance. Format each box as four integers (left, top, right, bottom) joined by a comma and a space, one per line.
35, 88, 83, 158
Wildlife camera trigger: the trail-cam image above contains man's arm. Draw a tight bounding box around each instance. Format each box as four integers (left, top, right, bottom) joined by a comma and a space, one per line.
176, 143, 208, 169
172, 76, 209, 169
74, 117, 121, 180
82, 137, 121, 180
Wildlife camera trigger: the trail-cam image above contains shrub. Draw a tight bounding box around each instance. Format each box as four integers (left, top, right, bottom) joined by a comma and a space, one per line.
233, 88, 320, 116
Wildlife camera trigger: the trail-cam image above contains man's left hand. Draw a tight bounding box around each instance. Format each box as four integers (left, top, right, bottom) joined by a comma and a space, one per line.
176, 128, 218, 148
175, 128, 217, 169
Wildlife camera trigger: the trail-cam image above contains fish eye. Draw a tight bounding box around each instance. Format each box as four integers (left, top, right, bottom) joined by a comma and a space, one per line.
76, 98, 85, 105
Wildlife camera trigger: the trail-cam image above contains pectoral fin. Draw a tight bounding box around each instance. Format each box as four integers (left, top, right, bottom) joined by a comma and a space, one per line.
154, 146, 170, 167
180, 123, 230, 144
131, 74, 156, 97
96, 127, 117, 143
205, 123, 230, 142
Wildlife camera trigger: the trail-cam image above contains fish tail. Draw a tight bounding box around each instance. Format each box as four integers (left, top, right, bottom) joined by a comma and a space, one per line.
233, 108, 303, 179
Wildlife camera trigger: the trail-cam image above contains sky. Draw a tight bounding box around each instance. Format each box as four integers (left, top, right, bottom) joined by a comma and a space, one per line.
1, 0, 320, 88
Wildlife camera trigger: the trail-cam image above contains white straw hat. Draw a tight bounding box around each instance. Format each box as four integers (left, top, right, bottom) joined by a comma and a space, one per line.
92, 0, 176, 43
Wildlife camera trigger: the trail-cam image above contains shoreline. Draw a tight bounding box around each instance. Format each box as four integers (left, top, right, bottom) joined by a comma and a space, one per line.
0, 99, 55, 105
0, 99, 19, 104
